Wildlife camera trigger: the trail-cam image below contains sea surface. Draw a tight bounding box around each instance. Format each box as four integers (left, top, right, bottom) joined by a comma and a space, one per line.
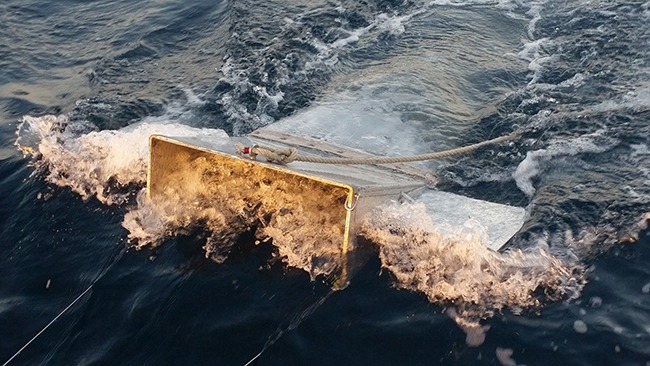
2, 0, 650, 365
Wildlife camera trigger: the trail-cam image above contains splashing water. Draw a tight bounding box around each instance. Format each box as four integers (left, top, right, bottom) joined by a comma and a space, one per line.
15, 114, 230, 205
361, 200, 584, 320
123, 148, 351, 279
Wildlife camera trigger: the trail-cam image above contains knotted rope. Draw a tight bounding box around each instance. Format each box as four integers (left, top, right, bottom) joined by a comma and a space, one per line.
235, 130, 519, 165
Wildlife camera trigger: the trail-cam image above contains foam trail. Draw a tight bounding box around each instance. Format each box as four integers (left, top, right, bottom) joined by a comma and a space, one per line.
513, 131, 618, 197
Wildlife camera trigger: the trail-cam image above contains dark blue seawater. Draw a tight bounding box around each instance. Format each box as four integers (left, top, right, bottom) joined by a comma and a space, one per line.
2, 0, 650, 365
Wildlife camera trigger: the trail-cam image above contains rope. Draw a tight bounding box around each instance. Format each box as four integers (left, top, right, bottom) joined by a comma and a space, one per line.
3, 247, 125, 366
235, 130, 519, 165
242, 290, 334, 366
2, 285, 94, 366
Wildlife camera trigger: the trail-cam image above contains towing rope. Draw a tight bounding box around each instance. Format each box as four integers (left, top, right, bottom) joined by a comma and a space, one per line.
3, 247, 125, 366
235, 130, 519, 165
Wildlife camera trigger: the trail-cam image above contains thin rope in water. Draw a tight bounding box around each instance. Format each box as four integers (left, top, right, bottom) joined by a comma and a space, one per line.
2, 285, 93, 366
235, 131, 519, 165
2, 248, 125, 366
243, 290, 334, 366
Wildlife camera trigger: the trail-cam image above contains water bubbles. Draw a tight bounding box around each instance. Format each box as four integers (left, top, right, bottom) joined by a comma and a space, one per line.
588, 296, 602, 307
496, 347, 520, 366
448, 309, 491, 347
573, 320, 588, 334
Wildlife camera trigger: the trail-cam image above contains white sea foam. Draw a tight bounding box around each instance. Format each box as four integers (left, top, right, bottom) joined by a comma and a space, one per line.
526, 54, 555, 86
361, 200, 583, 320
517, 37, 549, 62
513, 131, 618, 197
375, 14, 405, 35
526, 3, 544, 38
217, 57, 280, 133
590, 86, 650, 114
314, 10, 420, 55
218, 6, 435, 134
516, 34, 556, 87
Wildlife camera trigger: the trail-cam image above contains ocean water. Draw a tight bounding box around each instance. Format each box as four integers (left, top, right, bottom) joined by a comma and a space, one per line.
2, 0, 650, 365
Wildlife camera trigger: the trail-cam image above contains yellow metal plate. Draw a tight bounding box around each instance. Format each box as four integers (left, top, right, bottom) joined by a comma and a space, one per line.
147, 135, 356, 280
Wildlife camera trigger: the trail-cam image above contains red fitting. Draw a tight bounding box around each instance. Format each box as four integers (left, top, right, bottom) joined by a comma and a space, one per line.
243, 147, 250, 154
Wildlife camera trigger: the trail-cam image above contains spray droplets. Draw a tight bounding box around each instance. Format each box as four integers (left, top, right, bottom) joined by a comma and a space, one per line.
573, 320, 588, 334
